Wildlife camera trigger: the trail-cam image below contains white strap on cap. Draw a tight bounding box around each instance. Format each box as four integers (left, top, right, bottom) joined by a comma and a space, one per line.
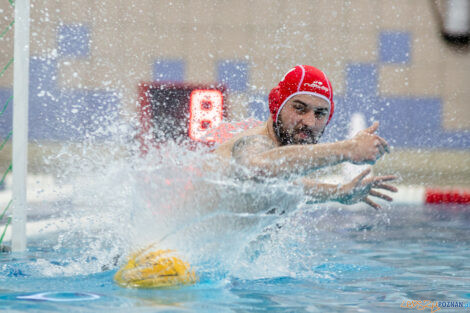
296, 65, 306, 91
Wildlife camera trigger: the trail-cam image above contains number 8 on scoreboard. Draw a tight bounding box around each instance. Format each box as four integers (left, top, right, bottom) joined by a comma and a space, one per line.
137, 82, 226, 149
189, 89, 223, 142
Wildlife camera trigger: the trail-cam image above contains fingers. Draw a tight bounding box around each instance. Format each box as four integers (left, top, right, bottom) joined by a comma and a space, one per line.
376, 141, 386, 157
352, 168, 371, 184
376, 136, 390, 153
375, 183, 398, 192
365, 121, 379, 134
363, 197, 381, 210
372, 175, 397, 185
369, 190, 393, 202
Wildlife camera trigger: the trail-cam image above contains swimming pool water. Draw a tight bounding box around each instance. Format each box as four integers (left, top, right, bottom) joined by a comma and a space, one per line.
1, 204, 469, 312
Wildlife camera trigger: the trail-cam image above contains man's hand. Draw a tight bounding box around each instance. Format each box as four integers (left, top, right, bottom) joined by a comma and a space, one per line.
336, 168, 398, 209
346, 122, 390, 165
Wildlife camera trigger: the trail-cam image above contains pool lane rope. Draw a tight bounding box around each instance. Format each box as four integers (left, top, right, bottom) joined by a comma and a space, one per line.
425, 188, 470, 204
388, 185, 470, 205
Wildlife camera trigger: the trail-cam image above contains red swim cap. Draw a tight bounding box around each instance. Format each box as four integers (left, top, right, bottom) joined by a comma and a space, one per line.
268, 65, 334, 124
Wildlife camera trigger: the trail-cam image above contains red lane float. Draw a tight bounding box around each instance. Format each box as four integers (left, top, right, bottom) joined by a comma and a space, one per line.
425, 188, 470, 204
368, 185, 470, 205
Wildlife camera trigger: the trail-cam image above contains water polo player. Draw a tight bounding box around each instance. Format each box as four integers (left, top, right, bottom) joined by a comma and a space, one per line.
214, 65, 397, 209
115, 65, 399, 289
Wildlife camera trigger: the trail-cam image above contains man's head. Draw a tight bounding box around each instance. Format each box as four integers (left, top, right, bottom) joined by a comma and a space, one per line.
273, 94, 330, 145
269, 65, 334, 145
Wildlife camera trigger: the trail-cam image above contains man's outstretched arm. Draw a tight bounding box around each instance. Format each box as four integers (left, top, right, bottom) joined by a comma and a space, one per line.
297, 168, 398, 209
232, 122, 390, 178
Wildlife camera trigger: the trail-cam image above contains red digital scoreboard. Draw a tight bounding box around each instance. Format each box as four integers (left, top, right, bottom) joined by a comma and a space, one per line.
138, 82, 227, 150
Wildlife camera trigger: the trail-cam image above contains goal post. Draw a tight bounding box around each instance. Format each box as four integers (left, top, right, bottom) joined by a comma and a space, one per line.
11, 0, 30, 252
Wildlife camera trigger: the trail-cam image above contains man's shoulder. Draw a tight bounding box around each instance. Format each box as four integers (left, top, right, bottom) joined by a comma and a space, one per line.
213, 124, 272, 157
232, 135, 274, 151
214, 134, 274, 158
231, 134, 276, 162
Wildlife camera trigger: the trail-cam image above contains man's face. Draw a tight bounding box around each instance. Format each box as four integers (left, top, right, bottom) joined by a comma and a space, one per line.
274, 94, 330, 145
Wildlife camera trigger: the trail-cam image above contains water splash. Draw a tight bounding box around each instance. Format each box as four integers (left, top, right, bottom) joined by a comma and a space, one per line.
18, 112, 390, 282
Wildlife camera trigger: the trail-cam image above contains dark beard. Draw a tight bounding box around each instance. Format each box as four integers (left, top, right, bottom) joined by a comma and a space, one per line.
273, 119, 322, 146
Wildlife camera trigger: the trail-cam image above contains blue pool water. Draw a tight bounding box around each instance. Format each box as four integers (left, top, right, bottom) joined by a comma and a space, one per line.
1, 204, 470, 312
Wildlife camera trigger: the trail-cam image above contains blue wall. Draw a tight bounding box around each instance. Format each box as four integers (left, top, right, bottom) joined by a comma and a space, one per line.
0, 24, 119, 141
0, 27, 468, 148
248, 31, 469, 149
0, 57, 119, 141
